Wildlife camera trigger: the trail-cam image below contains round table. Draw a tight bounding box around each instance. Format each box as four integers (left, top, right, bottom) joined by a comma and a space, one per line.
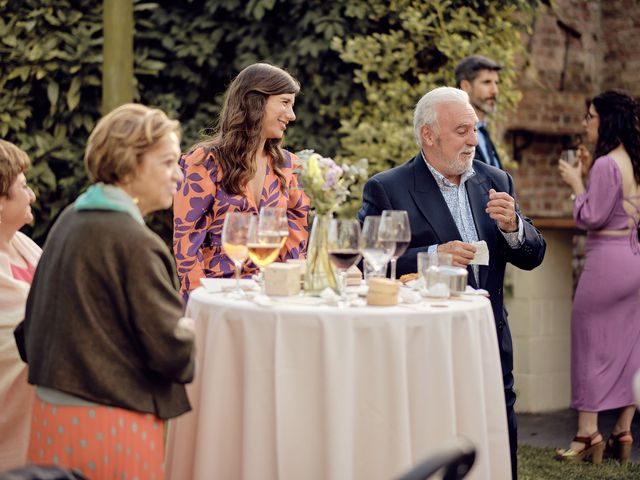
166, 284, 510, 480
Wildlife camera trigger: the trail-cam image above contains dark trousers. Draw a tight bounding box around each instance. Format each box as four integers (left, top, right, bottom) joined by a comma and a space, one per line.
504, 371, 518, 480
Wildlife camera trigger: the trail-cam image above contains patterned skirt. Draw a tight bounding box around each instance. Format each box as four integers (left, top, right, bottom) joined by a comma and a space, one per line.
28, 398, 165, 479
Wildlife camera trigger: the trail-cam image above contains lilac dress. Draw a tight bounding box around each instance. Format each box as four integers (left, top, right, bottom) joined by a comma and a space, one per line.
571, 155, 640, 411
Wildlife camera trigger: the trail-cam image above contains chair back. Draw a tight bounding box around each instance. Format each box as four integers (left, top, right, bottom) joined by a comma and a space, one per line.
395, 437, 476, 480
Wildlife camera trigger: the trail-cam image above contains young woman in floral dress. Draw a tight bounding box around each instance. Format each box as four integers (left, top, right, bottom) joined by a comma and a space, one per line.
173, 63, 309, 298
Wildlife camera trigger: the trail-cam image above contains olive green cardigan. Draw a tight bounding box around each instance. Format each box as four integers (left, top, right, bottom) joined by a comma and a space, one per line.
16, 193, 195, 420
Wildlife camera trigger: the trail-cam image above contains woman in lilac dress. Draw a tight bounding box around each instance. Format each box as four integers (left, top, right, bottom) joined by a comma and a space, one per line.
556, 90, 640, 464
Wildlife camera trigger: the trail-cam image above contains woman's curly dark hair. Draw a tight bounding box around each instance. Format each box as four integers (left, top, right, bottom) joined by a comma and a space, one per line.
590, 90, 640, 184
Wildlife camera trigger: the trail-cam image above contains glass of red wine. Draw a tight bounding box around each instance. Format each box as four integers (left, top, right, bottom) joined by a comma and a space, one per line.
327, 218, 362, 303
378, 210, 411, 281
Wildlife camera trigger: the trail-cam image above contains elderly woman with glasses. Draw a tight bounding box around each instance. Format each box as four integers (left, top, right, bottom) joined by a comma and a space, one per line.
0, 140, 39, 471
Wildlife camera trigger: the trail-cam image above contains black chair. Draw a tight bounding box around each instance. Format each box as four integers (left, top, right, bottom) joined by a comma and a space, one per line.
395, 437, 476, 480
0, 465, 87, 480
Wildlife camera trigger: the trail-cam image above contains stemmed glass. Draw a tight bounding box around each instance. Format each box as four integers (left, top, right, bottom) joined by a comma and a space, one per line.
260, 206, 289, 250
247, 210, 286, 294
221, 212, 252, 297
378, 210, 411, 280
360, 216, 395, 281
327, 219, 362, 303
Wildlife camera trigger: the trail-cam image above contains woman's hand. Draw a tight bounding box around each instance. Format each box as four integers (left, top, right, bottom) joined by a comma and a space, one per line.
577, 144, 592, 177
558, 158, 586, 196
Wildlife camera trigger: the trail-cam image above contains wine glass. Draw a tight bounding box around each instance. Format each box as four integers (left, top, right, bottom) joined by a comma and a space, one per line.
260, 206, 289, 250
221, 212, 252, 297
327, 219, 362, 302
247, 213, 285, 294
378, 210, 411, 280
360, 216, 395, 281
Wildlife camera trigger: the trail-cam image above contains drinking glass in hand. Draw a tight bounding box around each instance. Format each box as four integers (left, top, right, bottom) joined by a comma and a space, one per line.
328, 219, 362, 301
562, 149, 577, 166
221, 212, 252, 297
360, 216, 395, 281
561, 149, 579, 200
378, 210, 411, 280
247, 213, 284, 294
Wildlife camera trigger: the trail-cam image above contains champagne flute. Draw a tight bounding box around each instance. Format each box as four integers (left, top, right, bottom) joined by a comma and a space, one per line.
247, 213, 284, 294
360, 216, 395, 281
378, 210, 411, 280
221, 212, 252, 297
327, 219, 362, 302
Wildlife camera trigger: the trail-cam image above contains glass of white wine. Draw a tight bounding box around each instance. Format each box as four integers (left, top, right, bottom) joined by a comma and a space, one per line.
221, 212, 252, 297
360, 216, 395, 281
378, 210, 411, 281
260, 206, 289, 250
247, 211, 287, 294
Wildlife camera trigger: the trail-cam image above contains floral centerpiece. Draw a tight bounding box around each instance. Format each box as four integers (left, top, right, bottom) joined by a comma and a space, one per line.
295, 149, 368, 294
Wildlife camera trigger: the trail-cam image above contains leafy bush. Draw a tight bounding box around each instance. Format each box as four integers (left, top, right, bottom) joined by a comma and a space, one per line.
1, 0, 536, 244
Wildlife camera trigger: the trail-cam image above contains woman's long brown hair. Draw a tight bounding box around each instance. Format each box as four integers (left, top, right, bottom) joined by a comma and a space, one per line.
196, 63, 300, 195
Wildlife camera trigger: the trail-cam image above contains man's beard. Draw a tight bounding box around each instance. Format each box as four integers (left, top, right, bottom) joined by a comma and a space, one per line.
450, 149, 475, 175
474, 98, 497, 115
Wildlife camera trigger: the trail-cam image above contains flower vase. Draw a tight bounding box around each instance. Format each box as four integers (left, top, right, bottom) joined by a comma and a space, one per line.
304, 213, 337, 295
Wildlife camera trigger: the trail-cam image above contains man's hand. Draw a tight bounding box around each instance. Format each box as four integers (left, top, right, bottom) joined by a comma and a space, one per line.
486, 188, 518, 232
437, 240, 477, 267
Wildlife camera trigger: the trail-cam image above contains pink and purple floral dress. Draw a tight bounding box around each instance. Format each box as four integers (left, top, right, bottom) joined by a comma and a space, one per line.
173, 146, 310, 297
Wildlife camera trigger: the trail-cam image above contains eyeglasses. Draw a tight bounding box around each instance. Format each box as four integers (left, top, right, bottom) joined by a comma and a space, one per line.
584, 111, 598, 121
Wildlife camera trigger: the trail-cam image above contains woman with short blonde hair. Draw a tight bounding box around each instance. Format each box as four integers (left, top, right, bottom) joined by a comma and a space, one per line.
16, 103, 194, 479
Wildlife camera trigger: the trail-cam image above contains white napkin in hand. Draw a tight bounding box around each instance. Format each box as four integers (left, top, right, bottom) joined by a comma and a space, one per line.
470, 240, 489, 265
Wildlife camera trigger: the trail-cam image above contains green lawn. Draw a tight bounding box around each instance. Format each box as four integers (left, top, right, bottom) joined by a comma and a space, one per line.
519, 444, 640, 480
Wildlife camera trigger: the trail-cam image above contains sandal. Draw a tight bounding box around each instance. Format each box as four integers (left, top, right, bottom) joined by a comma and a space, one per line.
604, 431, 633, 464
555, 432, 605, 464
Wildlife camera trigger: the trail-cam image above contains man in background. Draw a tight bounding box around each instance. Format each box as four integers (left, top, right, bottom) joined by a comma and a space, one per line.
455, 55, 503, 169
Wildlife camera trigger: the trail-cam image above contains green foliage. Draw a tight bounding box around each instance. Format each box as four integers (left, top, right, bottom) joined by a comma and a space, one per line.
518, 444, 640, 479
333, 0, 538, 175
0, 0, 102, 242
1, 0, 537, 244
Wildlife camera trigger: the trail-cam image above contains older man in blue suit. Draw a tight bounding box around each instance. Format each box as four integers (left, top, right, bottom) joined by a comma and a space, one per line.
357, 86, 546, 480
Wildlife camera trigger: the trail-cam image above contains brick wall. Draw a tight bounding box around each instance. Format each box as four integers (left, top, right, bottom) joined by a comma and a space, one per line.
500, 0, 640, 218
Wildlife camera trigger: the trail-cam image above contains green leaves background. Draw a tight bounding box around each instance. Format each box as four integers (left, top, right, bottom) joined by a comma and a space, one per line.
0, 0, 537, 244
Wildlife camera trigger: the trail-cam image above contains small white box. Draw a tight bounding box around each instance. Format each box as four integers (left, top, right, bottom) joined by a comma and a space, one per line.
264, 263, 301, 296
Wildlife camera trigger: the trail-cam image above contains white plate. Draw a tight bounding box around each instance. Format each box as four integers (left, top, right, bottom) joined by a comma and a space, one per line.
200, 278, 258, 293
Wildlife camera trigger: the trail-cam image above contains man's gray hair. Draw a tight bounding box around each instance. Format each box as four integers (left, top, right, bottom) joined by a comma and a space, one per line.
413, 87, 470, 145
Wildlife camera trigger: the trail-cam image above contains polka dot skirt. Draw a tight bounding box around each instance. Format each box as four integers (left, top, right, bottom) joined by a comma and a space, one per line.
28, 399, 165, 479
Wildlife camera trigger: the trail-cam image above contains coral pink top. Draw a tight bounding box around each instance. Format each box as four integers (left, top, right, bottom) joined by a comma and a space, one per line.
11, 261, 35, 284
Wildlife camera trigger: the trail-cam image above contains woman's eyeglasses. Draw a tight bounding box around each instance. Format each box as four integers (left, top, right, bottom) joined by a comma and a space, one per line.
584, 111, 598, 121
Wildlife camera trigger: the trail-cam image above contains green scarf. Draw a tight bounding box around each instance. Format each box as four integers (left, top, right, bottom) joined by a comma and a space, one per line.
75, 183, 144, 224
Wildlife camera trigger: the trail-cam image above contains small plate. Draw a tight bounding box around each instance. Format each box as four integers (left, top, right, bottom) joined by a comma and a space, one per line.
200, 278, 258, 293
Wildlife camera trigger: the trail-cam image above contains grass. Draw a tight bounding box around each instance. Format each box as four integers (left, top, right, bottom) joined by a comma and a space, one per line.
518, 444, 640, 479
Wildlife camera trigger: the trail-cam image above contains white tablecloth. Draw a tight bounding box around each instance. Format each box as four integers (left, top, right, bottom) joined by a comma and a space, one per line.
166, 286, 510, 480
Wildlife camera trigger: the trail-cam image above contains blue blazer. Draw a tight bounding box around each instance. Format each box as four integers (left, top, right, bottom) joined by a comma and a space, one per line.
357, 154, 546, 376
476, 126, 503, 169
